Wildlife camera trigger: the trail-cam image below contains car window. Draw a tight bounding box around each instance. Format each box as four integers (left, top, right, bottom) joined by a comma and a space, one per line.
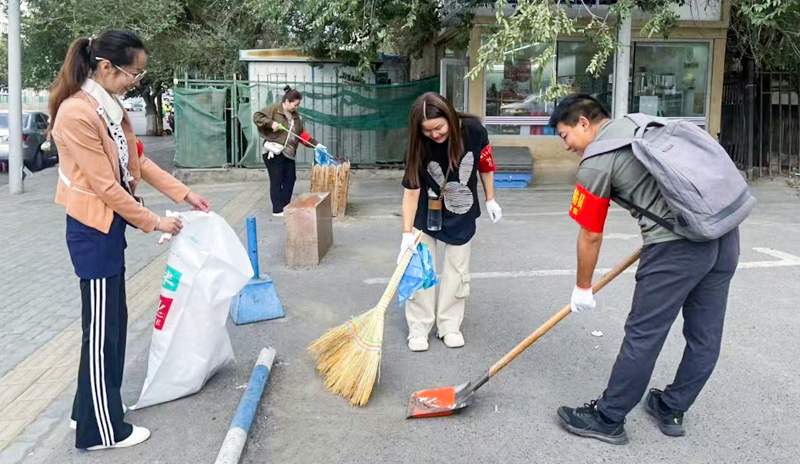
35, 114, 48, 129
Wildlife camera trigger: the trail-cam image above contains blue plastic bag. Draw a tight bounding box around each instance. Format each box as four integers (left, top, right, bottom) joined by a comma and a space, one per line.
398, 243, 438, 307
314, 145, 341, 166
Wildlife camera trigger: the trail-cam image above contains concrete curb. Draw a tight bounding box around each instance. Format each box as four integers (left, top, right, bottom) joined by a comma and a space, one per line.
214, 347, 277, 464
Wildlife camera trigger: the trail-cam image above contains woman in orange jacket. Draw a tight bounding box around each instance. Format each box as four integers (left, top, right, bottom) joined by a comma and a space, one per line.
50, 30, 210, 451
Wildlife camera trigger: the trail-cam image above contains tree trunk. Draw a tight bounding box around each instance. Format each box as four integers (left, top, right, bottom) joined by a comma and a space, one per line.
143, 85, 160, 136
156, 92, 164, 135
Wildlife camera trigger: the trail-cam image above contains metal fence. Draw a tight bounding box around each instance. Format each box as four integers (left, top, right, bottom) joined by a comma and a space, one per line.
175, 72, 438, 169
0, 95, 49, 111
720, 70, 800, 176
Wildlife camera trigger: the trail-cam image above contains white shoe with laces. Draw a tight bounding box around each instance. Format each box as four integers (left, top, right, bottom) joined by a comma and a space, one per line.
441, 332, 465, 348
71, 404, 127, 430
86, 425, 150, 451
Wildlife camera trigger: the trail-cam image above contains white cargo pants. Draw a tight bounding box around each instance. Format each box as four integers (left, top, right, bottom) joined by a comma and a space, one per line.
405, 232, 471, 339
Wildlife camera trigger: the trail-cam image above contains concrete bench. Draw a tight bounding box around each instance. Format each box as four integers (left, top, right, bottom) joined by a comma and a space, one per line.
284, 192, 333, 267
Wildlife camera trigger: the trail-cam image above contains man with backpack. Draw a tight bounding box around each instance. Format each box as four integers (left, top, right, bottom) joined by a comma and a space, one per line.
550, 95, 753, 445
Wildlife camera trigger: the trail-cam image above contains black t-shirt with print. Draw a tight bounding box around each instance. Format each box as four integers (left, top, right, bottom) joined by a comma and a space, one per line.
401, 117, 489, 245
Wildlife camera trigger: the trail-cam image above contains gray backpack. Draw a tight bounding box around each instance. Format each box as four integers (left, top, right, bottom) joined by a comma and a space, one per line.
583, 113, 756, 241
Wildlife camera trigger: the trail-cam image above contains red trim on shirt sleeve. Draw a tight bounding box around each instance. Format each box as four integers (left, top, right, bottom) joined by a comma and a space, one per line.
300, 131, 312, 143
569, 183, 610, 233
478, 144, 497, 173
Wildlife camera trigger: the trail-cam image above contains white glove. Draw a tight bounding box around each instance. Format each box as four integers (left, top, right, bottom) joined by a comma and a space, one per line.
486, 199, 502, 223
397, 232, 417, 265
267, 151, 276, 159
570, 285, 596, 313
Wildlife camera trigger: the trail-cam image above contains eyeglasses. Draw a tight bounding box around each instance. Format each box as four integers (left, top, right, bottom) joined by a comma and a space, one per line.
96, 57, 147, 82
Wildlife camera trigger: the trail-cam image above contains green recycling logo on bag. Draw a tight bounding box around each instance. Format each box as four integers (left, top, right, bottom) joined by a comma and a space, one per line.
162, 265, 183, 292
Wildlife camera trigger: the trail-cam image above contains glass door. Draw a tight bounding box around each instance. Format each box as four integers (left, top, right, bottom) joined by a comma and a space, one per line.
440, 59, 469, 112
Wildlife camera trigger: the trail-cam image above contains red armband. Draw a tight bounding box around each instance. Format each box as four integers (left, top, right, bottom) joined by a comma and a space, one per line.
478, 144, 497, 173
300, 131, 312, 143
136, 139, 144, 158
568, 183, 610, 233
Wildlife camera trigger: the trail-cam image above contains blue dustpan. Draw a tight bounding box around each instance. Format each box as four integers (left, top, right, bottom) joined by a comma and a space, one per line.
230, 218, 285, 324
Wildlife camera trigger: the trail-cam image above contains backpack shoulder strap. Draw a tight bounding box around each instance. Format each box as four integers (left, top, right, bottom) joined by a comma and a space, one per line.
624, 113, 670, 137
612, 194, 677, 233
624, 112, 670, 128
582, 138, 635, 160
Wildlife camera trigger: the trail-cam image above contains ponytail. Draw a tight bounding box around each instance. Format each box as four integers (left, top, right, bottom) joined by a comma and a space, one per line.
49, 30, 146, 128
49, 38, 94, 126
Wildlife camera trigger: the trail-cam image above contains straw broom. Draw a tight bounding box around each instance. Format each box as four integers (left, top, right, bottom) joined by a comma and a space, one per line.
309, 231, 422, 406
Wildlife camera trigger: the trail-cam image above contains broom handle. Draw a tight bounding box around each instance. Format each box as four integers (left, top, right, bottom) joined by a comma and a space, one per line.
486, 248, 642, 379
279, 124, 316, 148
376, 231, 424, 309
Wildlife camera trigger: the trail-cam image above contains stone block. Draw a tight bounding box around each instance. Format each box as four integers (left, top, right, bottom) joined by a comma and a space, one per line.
284, 192, 333, 267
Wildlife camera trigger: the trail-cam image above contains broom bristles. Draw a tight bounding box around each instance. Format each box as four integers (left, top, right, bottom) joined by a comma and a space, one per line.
308, 305, 387, 406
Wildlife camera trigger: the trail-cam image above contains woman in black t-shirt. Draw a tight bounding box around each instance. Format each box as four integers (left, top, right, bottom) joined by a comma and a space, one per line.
399, 92, 502, 352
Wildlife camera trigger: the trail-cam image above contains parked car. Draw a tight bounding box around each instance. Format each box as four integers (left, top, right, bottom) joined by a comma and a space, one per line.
123, 97, 145, 112
0, 111, 58, 171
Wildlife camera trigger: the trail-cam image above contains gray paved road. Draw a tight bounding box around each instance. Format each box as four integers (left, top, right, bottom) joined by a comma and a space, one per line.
5, 178, 800, 463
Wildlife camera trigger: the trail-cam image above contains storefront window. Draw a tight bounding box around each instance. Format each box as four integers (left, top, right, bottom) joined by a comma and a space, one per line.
485, 41, 612, 135
630, 42, 710, 118
485, 43, 554, 135
483, 40, 710, 135
557, 41, 613, 113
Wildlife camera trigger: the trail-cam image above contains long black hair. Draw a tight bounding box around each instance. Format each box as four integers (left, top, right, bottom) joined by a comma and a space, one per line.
49, 30, 147, 126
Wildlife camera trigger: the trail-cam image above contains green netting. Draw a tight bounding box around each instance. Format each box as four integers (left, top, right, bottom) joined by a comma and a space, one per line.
174, 87, 228, 168
237, 77, 439, 167
235, 93, 260, 168
174, 77, 439, 168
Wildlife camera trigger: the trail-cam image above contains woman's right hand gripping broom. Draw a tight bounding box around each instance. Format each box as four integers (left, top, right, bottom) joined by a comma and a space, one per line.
398, 232, 418, 264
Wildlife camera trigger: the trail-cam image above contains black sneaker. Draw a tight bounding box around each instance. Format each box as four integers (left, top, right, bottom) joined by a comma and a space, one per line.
644, 389, 686, 437
557, 400, 629, 445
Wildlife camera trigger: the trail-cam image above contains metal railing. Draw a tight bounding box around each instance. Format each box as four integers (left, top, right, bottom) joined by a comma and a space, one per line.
175, 70, 437, 169
720, 70, 800, 177
0, 95, 49, 112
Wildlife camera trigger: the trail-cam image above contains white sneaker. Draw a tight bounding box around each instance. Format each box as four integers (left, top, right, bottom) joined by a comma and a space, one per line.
272, 212, 284, 217
87, 425, 150, 451
71, 404, 127, 430
407, 336, 429, 352
442, 332, 465, 348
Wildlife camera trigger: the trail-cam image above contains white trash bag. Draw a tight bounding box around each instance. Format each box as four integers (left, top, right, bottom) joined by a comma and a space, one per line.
132, 211, 254, 409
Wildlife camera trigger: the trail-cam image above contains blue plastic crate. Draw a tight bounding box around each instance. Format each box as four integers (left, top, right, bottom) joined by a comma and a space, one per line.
494, 173, 531, 189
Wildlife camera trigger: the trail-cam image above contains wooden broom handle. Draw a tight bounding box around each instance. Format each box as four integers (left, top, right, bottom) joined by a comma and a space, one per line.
488, 248, 642, 378
376, 230, 424, 308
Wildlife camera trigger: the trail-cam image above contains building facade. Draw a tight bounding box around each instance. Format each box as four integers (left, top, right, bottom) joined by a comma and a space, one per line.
427, 0, 730, 182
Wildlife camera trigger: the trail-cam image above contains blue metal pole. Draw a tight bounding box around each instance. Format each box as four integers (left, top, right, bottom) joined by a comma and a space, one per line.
246, 217, 259, 277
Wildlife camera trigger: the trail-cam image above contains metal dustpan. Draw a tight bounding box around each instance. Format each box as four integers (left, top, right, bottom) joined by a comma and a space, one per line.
406, 249, 642, 419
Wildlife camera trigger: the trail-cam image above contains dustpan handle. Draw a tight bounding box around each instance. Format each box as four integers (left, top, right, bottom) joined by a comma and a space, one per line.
488, 248, 642, 378
376, 230, 423, 308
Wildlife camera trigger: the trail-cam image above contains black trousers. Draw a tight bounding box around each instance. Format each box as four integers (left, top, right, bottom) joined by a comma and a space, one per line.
264, 153, 296, 213
597, 229, 740, 422
72, 274, 132, 449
